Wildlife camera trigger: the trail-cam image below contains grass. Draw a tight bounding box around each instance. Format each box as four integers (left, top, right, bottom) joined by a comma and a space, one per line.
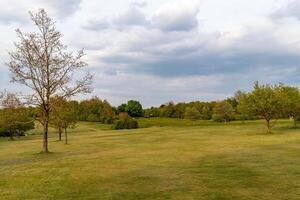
0, 119, 299, 199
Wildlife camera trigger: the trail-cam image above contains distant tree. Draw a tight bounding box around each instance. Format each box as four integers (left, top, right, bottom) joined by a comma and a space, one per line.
225, 97, 238, 110
144, 107, 160, 118
238, 82, 282, 133
0, 92, 34, 139
79, 97, 115, 123
234, 90, 245, 103
184, 107, 201, 121
125, 100, 143, 117
159, 102, 176, 118
212, 101, 234, 122
172, 103, 186, 118
233, 90, 249, 121
7, 10, 92, 152
117, 104, 127, 113
50, 96, 66, 141
277, 85, 300, 127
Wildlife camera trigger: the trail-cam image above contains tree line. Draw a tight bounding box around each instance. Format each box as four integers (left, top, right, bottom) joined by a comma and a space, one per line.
144, 82, 300, 133
2, 81, 300, 140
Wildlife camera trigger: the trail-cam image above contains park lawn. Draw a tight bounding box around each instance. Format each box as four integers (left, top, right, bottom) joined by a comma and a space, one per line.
0, 119, 299, 200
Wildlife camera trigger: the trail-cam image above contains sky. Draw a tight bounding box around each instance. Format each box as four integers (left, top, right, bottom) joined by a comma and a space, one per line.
0, 0, 300, 107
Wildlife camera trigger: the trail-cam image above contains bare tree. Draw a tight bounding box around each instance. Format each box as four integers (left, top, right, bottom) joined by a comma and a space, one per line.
7, 9, 93, 152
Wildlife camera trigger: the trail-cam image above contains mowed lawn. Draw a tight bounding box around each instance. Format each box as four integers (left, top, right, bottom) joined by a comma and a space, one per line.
0, 119, 299, 200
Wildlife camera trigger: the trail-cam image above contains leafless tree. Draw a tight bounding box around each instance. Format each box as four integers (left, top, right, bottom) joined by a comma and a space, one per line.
7, 9, 93, 152
0, 91, 22, 109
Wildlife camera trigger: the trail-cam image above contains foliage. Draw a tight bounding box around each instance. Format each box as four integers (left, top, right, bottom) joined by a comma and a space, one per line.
184, 106, 201, 121
113, 113, 139, 129
212, 101, 235, 122
50, 96, 78, 143
0, 93, 34, 138
276, 84, 300, 127
144, 107, 160, 118
78, 97, 115, 124
125, 100, 144, 117
238, 82, 283, 132
117, 104, 127, 113
145, 101, 214, 120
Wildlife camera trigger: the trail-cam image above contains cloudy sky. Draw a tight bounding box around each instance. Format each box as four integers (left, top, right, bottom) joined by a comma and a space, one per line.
0, 0, 300, 107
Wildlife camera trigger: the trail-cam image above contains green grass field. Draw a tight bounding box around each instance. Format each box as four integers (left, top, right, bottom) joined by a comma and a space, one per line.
0, 119, 299, 200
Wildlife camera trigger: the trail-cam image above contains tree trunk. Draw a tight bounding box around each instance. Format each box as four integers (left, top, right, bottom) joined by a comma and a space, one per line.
9, 128, 13, 141
64, 127, 68, 145
58, 128, 62, 141
266, 119, 271, 133
43, 112, 49, 152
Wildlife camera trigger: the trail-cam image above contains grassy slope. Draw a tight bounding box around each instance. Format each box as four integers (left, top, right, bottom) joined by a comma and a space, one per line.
0, 119, 299, 200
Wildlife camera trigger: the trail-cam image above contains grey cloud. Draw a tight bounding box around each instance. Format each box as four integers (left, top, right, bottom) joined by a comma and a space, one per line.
94, 27, 300, 81
0, 0, 82, 24
271, 0, 300, 20
82, 4, 148, 31
112, 6, 149, 28
82, 2, 200, 32
152, 8, 199, 32
39, 0, 82, 18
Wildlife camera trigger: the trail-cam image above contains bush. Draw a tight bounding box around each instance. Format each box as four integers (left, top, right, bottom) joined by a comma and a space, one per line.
113, 113, 139, 130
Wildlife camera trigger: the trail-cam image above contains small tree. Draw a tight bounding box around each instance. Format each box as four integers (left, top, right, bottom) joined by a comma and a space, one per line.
51, 96, 77, 144
7, 10, 92, 152
238, 82, 282, 133
212, 101, 234, 122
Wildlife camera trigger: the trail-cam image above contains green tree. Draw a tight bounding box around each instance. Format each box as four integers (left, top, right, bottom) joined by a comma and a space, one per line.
159, 102, 176, 118
238, 82, 282, 133
117, 104, 127, 113
78, 97, 115, 123
0, 92, 34, 139
125, 100, 143, 117
144, 107, 160, 118
277, 85, 300, 127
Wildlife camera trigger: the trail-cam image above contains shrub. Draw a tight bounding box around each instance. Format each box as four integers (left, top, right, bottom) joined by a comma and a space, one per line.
113, 113, 139, 130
